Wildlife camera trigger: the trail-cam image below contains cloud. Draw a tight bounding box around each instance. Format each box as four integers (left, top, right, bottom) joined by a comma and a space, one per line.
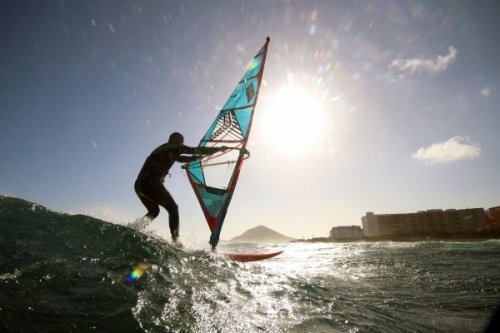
389, 46, 457, 81
412, 136, 480, 164
480, 87, 490, 97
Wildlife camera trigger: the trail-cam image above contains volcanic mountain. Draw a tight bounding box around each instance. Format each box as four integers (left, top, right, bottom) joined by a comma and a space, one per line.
229, 225, 296, 243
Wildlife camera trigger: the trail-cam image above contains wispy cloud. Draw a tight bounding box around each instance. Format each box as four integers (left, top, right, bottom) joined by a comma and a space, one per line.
480, 87, 490, 97
412, 136, 480, 164
389, 46, 457, 81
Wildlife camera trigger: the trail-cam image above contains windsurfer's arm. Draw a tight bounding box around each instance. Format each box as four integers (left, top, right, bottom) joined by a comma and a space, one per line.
176, 155, 199, 163
183, 146, 228, 155
200, 146, 229, 154
177, 146, 228, 164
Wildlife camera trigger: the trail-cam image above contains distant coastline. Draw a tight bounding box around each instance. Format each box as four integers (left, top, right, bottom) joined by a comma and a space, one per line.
296, 228, 500, 243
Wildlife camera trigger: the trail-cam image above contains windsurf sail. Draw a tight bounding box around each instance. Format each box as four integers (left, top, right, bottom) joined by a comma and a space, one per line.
185, 37, 270, 250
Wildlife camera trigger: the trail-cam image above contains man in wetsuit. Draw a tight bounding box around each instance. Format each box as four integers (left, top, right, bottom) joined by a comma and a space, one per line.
129, 132, 226, 247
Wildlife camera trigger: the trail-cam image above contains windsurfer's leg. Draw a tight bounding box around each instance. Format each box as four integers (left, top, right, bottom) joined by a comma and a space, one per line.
155, 186, 179, 240
134, 179, 160, 225
128, 193, 160, 231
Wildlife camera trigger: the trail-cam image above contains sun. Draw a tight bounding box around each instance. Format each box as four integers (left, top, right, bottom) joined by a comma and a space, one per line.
259, 87, 326, 154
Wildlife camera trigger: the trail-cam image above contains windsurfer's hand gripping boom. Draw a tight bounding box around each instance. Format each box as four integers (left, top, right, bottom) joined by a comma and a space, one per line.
181, 146, 249, 169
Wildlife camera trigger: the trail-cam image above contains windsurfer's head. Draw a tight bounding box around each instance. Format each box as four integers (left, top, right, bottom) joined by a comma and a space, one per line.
168, 132, 184, 144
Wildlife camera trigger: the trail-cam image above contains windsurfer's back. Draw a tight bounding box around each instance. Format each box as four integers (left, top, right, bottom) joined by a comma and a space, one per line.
137, 143, 195, 182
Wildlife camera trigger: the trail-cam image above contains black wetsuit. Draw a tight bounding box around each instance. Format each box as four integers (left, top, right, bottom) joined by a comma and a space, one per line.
135, 143, 219, 239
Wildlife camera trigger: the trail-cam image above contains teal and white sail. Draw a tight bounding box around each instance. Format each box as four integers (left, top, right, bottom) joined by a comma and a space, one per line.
185, 37, 270, 249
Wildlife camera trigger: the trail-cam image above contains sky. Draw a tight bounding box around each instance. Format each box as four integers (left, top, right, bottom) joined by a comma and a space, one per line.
1, 0, 500, 243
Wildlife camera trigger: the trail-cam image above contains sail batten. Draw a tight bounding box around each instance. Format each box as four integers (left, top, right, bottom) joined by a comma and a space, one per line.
185, 37, 270, 249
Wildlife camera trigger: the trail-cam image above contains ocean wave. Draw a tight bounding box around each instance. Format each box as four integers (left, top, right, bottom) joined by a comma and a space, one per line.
1, 196, 498, 332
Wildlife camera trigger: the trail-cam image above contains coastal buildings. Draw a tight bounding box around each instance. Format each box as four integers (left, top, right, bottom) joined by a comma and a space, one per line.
361, 208, 488, 238
326, 205, 499, 241
329, 226, 362, 240
488, 206, 500, 228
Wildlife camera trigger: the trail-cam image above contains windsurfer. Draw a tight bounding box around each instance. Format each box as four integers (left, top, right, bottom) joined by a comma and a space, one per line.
129, 132, 227, 248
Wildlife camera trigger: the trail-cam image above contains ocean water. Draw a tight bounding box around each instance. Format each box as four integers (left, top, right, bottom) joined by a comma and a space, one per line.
1, 196, 499, 333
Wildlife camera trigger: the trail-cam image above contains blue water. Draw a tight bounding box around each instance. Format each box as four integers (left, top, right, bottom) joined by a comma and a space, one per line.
1, 195, 499, 332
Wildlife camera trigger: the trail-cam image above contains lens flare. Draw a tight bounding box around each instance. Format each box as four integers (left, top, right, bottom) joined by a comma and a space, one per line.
126, 264, 147, 284
248, 58, 259, 70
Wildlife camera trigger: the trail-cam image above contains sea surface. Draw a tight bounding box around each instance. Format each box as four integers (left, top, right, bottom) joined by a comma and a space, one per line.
1, 195, 499, 333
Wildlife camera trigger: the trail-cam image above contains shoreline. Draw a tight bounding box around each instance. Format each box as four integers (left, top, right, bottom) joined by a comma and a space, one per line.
294, 231, 500, 243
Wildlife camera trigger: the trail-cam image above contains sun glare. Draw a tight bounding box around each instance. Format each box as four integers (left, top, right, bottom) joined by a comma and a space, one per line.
260, 89, 326, 153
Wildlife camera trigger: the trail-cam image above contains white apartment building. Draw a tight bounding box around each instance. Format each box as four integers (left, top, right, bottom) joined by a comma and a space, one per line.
329, 226, 363, 240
